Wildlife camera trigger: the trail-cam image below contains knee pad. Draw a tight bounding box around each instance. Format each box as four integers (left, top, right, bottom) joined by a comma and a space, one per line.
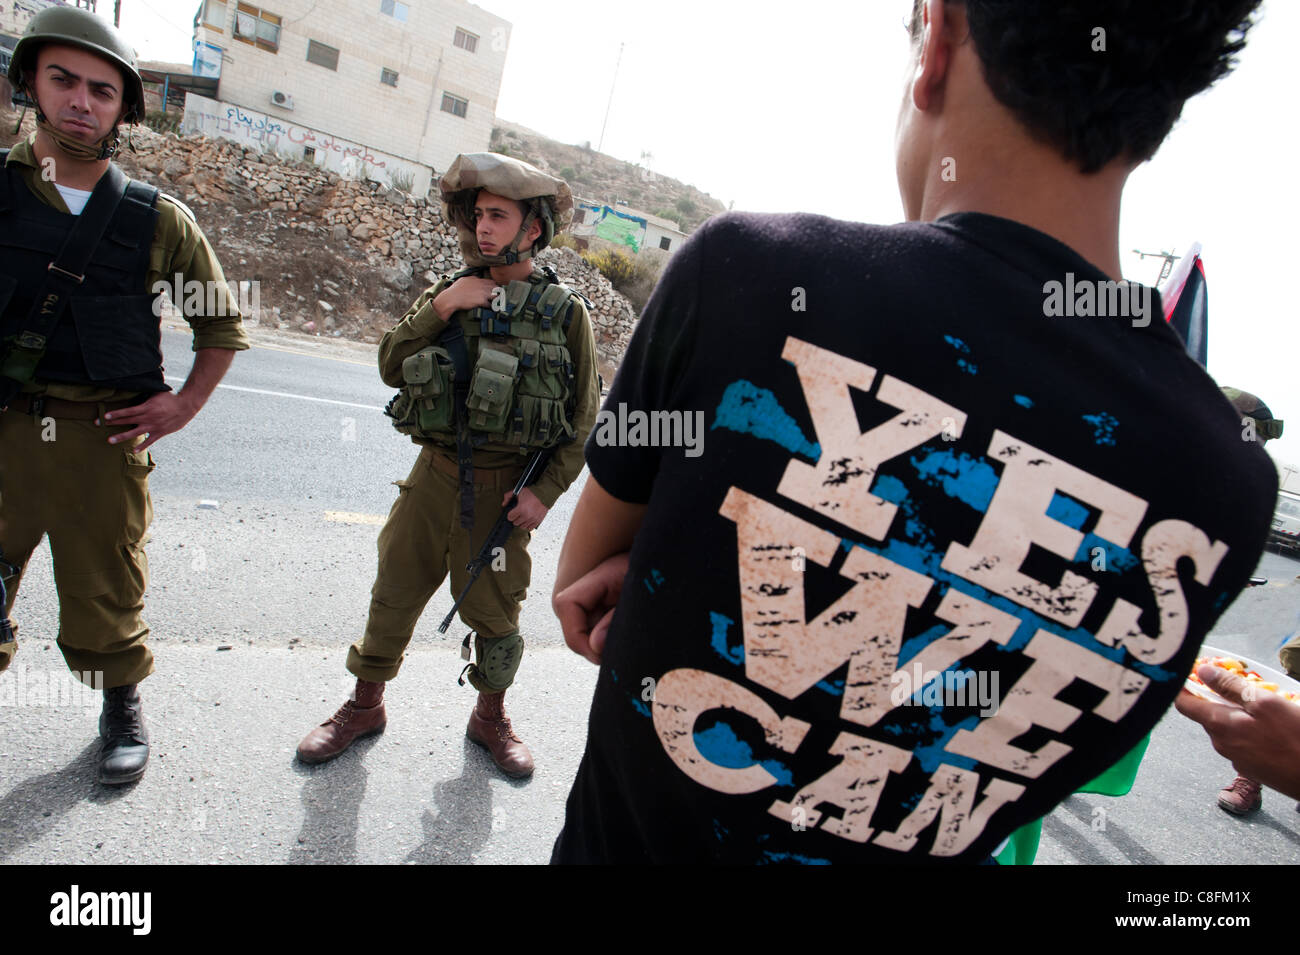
459, 630, 524, 692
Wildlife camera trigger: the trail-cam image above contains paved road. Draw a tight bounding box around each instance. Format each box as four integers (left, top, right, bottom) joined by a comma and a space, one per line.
2, 327, 1298, 865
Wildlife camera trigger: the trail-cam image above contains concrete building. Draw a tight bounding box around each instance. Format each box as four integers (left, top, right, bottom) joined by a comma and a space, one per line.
186, 0, 510, 194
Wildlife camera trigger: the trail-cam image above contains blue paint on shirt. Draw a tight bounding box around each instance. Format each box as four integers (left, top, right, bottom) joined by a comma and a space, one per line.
873, 474, 909, 505
694, 722, 793, 786
758, 850, 832, 866
710, 611, 743, 665
815, 678, 845, 696
910, 449, 1000, 512
1047, 492, 1090, 530
711, 379, 820, 460
1083, 412, 1119, 446
957, 359, 979, 376
1076, 535, 1139, 573
1013, 394, 1034, 409
1047, 493, 1138, 572
944, 335, 971, 354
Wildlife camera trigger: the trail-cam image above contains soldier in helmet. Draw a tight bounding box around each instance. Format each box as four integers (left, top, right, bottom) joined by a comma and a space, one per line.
0, 8, 248, 784
297, 153, 599, 778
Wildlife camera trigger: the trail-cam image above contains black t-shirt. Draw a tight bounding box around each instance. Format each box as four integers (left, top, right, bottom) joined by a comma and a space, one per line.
552, 211, 1278, 864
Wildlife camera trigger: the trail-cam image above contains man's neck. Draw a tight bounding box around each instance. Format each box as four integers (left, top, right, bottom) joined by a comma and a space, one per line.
915, 122, 1134, 281
487, 259, 536, 284
33, 129, 110, 191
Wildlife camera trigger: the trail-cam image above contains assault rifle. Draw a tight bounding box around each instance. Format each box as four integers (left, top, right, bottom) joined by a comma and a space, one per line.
437, 447, 553, 635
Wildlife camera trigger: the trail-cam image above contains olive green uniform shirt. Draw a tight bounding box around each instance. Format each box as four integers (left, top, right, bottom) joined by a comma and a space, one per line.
4, 134, 250, 402
378, 271, 600, 509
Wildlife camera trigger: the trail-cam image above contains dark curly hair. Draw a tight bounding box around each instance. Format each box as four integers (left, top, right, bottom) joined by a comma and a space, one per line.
908, 1, 1262, 172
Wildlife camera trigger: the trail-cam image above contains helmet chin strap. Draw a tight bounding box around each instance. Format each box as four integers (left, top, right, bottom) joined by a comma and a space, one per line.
36, 114, 121, 161
499, 207, 540, 266
29, 86, 121, 161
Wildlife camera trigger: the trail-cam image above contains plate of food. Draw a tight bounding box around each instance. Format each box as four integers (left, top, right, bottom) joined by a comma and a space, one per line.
1184, 645, 1300, 708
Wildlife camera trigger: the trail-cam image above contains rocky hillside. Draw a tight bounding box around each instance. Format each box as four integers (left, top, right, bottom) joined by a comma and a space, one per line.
1, 108, 636, 382
491, 119, 726, 232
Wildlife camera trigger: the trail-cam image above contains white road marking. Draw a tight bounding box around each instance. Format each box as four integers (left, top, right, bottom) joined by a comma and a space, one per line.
164, 376, 383, 412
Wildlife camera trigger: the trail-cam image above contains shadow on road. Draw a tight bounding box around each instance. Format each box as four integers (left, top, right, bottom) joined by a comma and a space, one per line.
0, 740, 125, 861
401, 739, 502, 865
287, 737, 379, 865
1056, 795, 1161, 864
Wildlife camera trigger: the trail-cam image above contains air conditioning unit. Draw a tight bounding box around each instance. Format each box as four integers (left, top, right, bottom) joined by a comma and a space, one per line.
270, 90, 294, 110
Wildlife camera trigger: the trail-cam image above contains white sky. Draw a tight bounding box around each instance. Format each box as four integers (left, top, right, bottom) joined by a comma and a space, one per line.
103, 0, 1299, 468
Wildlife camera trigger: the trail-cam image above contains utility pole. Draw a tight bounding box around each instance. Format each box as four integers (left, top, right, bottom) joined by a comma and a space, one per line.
1133, 248, 1180, 286
597, 42, 623, 155
115, 0, 121, 28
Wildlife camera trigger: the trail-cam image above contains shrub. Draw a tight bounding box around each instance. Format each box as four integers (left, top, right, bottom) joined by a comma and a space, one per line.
143, 109, 180, 134
388, 168, 415, 193
582, 247, 636, 288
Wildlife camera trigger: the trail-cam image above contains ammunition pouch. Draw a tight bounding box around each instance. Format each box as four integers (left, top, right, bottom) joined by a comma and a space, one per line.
467, 346, 518, 434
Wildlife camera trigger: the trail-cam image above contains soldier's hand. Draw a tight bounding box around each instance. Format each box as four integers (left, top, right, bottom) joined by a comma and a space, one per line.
101, 392, 200, 452
553, 553, 629, 665
434, 277, 499, 319
505, 488, 548, 531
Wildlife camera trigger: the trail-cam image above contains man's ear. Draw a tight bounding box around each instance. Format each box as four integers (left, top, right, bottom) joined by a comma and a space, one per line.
911, 0, 955, 113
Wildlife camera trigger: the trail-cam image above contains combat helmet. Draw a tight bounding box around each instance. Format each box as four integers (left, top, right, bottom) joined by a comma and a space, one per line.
440, 152, 574, 268
9, 6, 145, 126
1221, 387, 1284, 442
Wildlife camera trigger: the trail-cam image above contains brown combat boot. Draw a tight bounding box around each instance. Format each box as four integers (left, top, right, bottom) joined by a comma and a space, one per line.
467, 690, 534, 778
296, 678, 387, 764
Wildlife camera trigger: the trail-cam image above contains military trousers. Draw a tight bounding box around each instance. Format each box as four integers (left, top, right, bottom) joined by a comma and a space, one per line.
0, 406, 156, 689
346, 446, 532, 683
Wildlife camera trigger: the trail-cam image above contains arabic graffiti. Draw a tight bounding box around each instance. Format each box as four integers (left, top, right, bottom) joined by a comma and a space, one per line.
182, 98, 392, 169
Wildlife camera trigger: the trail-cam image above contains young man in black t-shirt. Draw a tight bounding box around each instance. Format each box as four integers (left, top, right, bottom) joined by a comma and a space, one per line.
549, 0, 1275, 863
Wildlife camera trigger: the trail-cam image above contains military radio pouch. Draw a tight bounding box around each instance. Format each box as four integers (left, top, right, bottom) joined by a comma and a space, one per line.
389, 345, 457, 436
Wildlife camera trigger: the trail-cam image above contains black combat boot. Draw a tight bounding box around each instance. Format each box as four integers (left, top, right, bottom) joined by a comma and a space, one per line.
98, 684, 149, 785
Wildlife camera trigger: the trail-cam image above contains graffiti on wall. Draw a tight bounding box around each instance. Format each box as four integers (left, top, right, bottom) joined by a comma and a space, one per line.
180, 93, 431, 194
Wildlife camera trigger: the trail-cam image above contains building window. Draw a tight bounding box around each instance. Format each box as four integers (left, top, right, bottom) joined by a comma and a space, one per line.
380, 0, 409, 22
440, 93, 468, 118
203, 0, 227, 32
303, 146, 315, 162
306, 39, 339, 70
659, 236, 672, 251
380, 67, 398, 87
233, 3, 280, 52
453, 28, 478, 53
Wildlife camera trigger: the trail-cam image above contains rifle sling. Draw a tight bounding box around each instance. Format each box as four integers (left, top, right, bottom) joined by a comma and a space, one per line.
438, 322, 476, 529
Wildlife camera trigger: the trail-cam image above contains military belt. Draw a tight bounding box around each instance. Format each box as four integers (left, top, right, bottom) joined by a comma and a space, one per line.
2, 394, 141, 421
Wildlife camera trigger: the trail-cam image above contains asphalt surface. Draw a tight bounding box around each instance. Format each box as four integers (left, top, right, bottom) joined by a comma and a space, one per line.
2, 326, 1298, 865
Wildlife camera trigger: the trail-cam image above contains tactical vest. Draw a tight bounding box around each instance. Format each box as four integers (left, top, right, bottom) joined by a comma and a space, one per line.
386, 266, 580, 451
0, 151, 167, 394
